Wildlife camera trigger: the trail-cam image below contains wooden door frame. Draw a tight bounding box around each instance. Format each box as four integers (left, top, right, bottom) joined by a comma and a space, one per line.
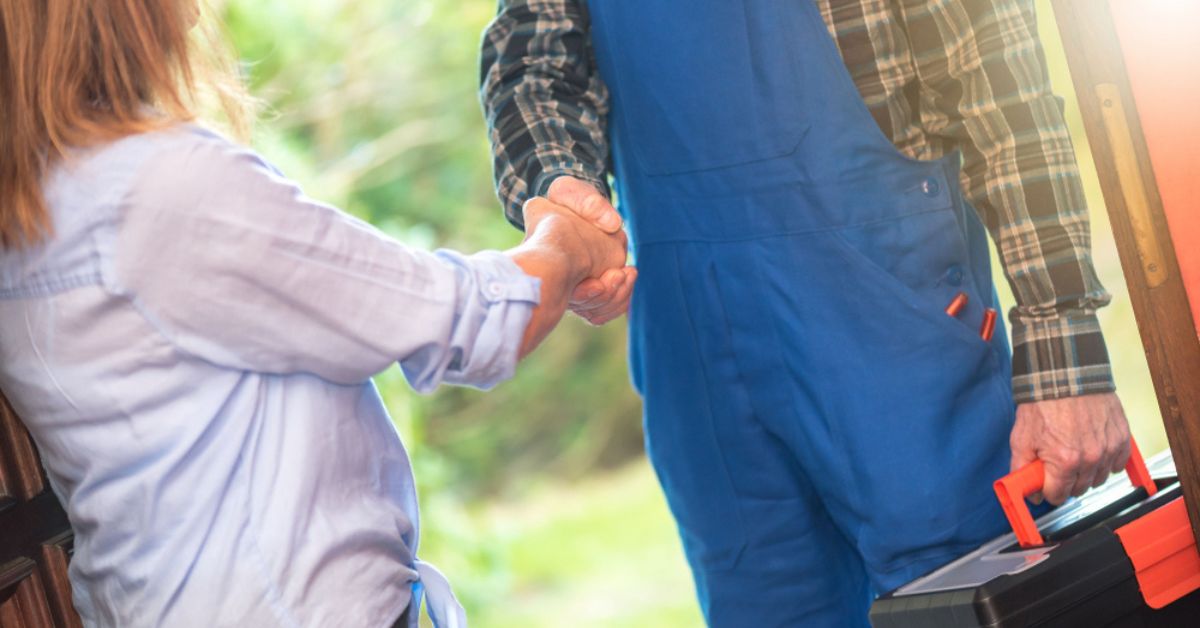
0, 394, 79, 627
1052, 0, 1200, 548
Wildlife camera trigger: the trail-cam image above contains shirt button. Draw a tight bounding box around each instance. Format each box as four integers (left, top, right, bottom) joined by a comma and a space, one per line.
487, 283, 505, 299
945, 265, 964, 286
921, 177, 941, 197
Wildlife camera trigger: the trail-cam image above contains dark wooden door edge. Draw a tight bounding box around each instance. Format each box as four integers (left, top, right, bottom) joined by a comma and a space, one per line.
1052, 0, 1200, 549
0, 491, 72, 570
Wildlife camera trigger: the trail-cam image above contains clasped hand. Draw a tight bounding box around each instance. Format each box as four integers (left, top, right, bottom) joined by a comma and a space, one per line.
1010, 392, 1132, 506
522, 176, 637, 325
508, 177, 635, 357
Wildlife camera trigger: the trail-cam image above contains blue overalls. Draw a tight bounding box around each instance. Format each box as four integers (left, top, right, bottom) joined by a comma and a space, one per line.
586, 1, 1018, 625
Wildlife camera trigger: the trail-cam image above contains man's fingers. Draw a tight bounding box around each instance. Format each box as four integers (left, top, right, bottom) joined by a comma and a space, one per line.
1043, 478, 1071, 505
569, 278, 605, 304
1009, 433, 1040, 503
584, 296, 631, 326
583, 194, 623, 234
1108, 421, 1132, 475
585, 270, 636, 322
576, 267, 636, 326
1042, 465, 1074, 506
1009, 439, 1038, 477
1087, 424, 1131, 488
570, 269, 625, 312
578, 273, 630, 318
1010, 452, 1035, 476
547, 176, 623, 234
1080, 445, 1110, 495
1094, 433, 1124, 488
1071, 465, 1098, 498
1110, 437, 1132, 475
570, 266, 633, 326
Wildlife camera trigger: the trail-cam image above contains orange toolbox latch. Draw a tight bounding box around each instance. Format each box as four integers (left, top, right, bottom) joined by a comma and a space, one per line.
1115, 495, 1200, 609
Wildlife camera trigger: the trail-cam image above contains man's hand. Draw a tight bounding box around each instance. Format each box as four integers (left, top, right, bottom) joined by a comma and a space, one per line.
1009, 392, 1132, 505
545, 176, 637, 326
508, 197, 629, 357
521, 196, 627, 288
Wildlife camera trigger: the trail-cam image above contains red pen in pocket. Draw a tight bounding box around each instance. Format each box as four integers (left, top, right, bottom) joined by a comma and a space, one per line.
980, 308, 997, 342
945, 292, 968, 317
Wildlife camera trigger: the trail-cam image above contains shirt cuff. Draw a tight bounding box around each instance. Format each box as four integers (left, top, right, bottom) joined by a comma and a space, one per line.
402, 250, 540, 393
532, 166, 609, 202
1010, 312, 1116, 404
504, 161, 609, 230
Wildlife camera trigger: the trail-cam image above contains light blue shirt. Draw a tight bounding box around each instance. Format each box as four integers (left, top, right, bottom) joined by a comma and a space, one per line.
0, 125, 539, 627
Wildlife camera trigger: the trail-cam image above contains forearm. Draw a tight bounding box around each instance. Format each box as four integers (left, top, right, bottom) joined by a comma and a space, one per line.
480, 0, 611, 229
508, 244, 574, 359
988, 104, 1115, 403
400, 250, 542, 392
899, 0, 1114, 402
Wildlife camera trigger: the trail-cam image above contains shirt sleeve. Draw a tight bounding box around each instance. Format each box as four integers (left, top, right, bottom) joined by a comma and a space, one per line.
480, 0, 611, 229
110, 128, 539, 391
896, 0, 1115, 403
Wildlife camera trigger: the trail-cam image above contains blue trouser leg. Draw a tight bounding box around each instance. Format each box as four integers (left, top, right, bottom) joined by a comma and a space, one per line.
636, 244, 876, 626
703, 467, 873, 628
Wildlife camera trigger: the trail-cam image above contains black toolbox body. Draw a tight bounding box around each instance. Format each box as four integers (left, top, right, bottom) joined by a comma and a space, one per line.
870, 452, 1200, 627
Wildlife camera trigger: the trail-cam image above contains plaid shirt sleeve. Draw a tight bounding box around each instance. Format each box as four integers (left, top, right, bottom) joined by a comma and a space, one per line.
892, 0, 1115, 403
479, 0, 610, 230
482, 0, 1115, 404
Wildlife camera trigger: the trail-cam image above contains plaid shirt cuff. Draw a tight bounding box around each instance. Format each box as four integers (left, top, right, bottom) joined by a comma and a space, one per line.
501, 159, 609, 230
1010, 312, 1116, 404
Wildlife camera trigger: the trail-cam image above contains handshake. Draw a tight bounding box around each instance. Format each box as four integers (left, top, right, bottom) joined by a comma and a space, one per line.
507, 176, 638, 357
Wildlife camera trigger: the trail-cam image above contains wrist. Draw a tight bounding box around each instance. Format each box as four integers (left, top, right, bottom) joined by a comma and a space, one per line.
508, 242, 574, 311
535, 169, 608, 200
507, 242, 577, 359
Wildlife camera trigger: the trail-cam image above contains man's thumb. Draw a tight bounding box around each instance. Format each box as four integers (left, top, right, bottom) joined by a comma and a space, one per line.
548, 176, 623, 234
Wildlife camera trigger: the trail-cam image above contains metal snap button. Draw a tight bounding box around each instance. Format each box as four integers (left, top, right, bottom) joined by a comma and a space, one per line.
922, 177, 941, 197
946, 265, 964, 286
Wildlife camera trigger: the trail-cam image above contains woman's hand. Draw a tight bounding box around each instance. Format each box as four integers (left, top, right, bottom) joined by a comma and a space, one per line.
508, 197, 632, 357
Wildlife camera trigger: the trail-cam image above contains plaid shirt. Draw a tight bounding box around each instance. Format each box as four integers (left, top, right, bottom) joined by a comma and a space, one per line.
480, 0, 1114, 404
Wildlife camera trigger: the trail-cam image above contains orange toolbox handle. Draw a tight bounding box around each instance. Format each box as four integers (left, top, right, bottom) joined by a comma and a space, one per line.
993, 438, 1157, 548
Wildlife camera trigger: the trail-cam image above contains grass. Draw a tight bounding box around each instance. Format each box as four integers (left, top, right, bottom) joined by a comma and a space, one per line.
417, 460, 705, 628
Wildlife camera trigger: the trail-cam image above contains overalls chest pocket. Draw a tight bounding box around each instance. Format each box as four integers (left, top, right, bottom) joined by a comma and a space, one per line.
589, 0, 809, 176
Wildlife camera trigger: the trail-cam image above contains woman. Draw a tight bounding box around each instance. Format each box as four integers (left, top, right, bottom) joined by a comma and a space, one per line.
0, 1, 634, 626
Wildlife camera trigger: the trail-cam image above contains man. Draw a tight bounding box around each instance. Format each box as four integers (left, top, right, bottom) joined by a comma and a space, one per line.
480, 1, 1131, 625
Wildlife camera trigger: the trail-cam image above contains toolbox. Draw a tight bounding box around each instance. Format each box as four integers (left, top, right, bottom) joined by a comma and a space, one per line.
870, 445, 1200, 627
870, 4, 1200, 626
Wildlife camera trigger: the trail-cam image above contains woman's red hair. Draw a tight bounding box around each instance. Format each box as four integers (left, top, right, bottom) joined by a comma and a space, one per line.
0, 0, 250, 249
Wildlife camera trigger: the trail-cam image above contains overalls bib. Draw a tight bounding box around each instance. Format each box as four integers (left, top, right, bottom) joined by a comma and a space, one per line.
586, 1, 1019, 625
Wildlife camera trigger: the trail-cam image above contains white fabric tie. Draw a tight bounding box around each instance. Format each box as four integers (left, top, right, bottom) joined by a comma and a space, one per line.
412, 559, 467, 628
